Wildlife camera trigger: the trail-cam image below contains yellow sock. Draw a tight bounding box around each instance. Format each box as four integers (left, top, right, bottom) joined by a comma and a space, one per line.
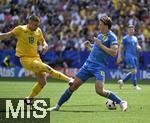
28, 83, 43, 98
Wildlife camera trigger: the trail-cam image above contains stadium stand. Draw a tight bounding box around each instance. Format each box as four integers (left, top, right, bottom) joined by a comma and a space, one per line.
0, 0, 149, 68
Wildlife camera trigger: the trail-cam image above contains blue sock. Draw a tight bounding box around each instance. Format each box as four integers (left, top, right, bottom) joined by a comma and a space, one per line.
122, 72, 132, 82
107, 92, 122, 104
57, 88, 73, 106
131, 74, 137, 86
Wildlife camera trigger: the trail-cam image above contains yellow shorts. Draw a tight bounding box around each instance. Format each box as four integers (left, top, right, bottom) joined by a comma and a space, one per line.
20, 56, 47, 74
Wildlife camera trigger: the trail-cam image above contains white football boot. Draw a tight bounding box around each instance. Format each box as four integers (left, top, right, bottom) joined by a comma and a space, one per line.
133, 85, 141, 90
48, 104, 60, 111
120, 101, 128, 112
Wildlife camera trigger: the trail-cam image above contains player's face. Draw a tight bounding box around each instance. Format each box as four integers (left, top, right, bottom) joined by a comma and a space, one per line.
128, 27, 135, 35
99, 21, 107, 33
28, 20, 39, 31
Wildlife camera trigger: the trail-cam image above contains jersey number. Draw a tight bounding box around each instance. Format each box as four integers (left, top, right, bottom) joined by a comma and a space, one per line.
28, 37, 34, 44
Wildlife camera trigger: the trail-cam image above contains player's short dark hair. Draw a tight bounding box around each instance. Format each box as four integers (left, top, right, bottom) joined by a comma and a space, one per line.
28, 15, 40, 22
100, 16, 112, 29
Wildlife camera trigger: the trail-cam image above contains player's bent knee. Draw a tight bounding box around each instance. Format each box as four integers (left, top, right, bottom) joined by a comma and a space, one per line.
36, 73, 47, 87
69, 83, 80, 91
69, 79, 82, 91
40, 81, 47, 87
38, 82, 46, 88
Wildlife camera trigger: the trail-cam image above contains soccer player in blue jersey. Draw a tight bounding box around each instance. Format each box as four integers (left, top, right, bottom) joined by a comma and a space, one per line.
50, 16, 128, 112
117, 25, 141, 90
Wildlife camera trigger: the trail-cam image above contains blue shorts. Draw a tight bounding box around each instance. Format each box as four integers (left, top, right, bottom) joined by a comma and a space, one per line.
124, 57, 138, 69
76, 61, 106, 82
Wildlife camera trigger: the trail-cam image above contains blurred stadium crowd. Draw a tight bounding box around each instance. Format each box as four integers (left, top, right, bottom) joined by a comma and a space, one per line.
0, 0, 150, 68
0, 0, 149, 51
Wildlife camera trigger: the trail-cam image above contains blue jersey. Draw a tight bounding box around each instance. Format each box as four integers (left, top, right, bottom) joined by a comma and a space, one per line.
122, 35, 138, 58
76, 31, 118, 82
87, 31, 118, 66
122, 35, 138, 69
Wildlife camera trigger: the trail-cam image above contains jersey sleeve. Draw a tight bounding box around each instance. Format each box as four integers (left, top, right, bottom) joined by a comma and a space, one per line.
110, 35, 118, 47
97, 34, 101, 40
11, 26, 22, 36
38, 28, 44, 44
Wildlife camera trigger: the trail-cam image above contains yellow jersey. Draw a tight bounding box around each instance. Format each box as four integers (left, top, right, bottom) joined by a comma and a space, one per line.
12, 25, 44, 57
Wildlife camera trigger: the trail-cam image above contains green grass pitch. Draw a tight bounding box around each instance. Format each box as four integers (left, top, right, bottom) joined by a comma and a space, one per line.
0, 78, 150, 123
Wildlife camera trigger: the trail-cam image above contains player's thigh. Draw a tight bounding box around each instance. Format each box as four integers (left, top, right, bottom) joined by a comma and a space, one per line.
94, 69, 105, 83
93, 69, 106, 93
20, 57, 45, 73
76, 66, 93, 82
20, 57, 34, 71
31, 57, 46, 73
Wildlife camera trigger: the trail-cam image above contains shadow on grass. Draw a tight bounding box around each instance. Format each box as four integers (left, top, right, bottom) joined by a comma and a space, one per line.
59, 110, 108, 113
64, 104, 98, 107
57, 104, 110, 113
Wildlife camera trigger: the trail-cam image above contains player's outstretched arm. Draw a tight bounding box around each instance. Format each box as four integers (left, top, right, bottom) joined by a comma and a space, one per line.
116, 44, 123, 64
94, 37, 118, 56
41, 40, 48, 54
0, 31, 14, 41
136, 43, 142, 51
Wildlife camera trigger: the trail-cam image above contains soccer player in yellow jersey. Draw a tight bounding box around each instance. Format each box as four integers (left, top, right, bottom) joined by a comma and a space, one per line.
0, 15, 73, 102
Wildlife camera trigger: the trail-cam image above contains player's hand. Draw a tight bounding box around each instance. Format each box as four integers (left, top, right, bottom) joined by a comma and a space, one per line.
83, 40, 91, 49
137, 45, 142, 51
42, 43, 48, 54
93, 37, 102, 47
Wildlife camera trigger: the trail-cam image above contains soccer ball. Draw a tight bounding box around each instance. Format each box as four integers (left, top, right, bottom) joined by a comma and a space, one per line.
105, 99, 116, 110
